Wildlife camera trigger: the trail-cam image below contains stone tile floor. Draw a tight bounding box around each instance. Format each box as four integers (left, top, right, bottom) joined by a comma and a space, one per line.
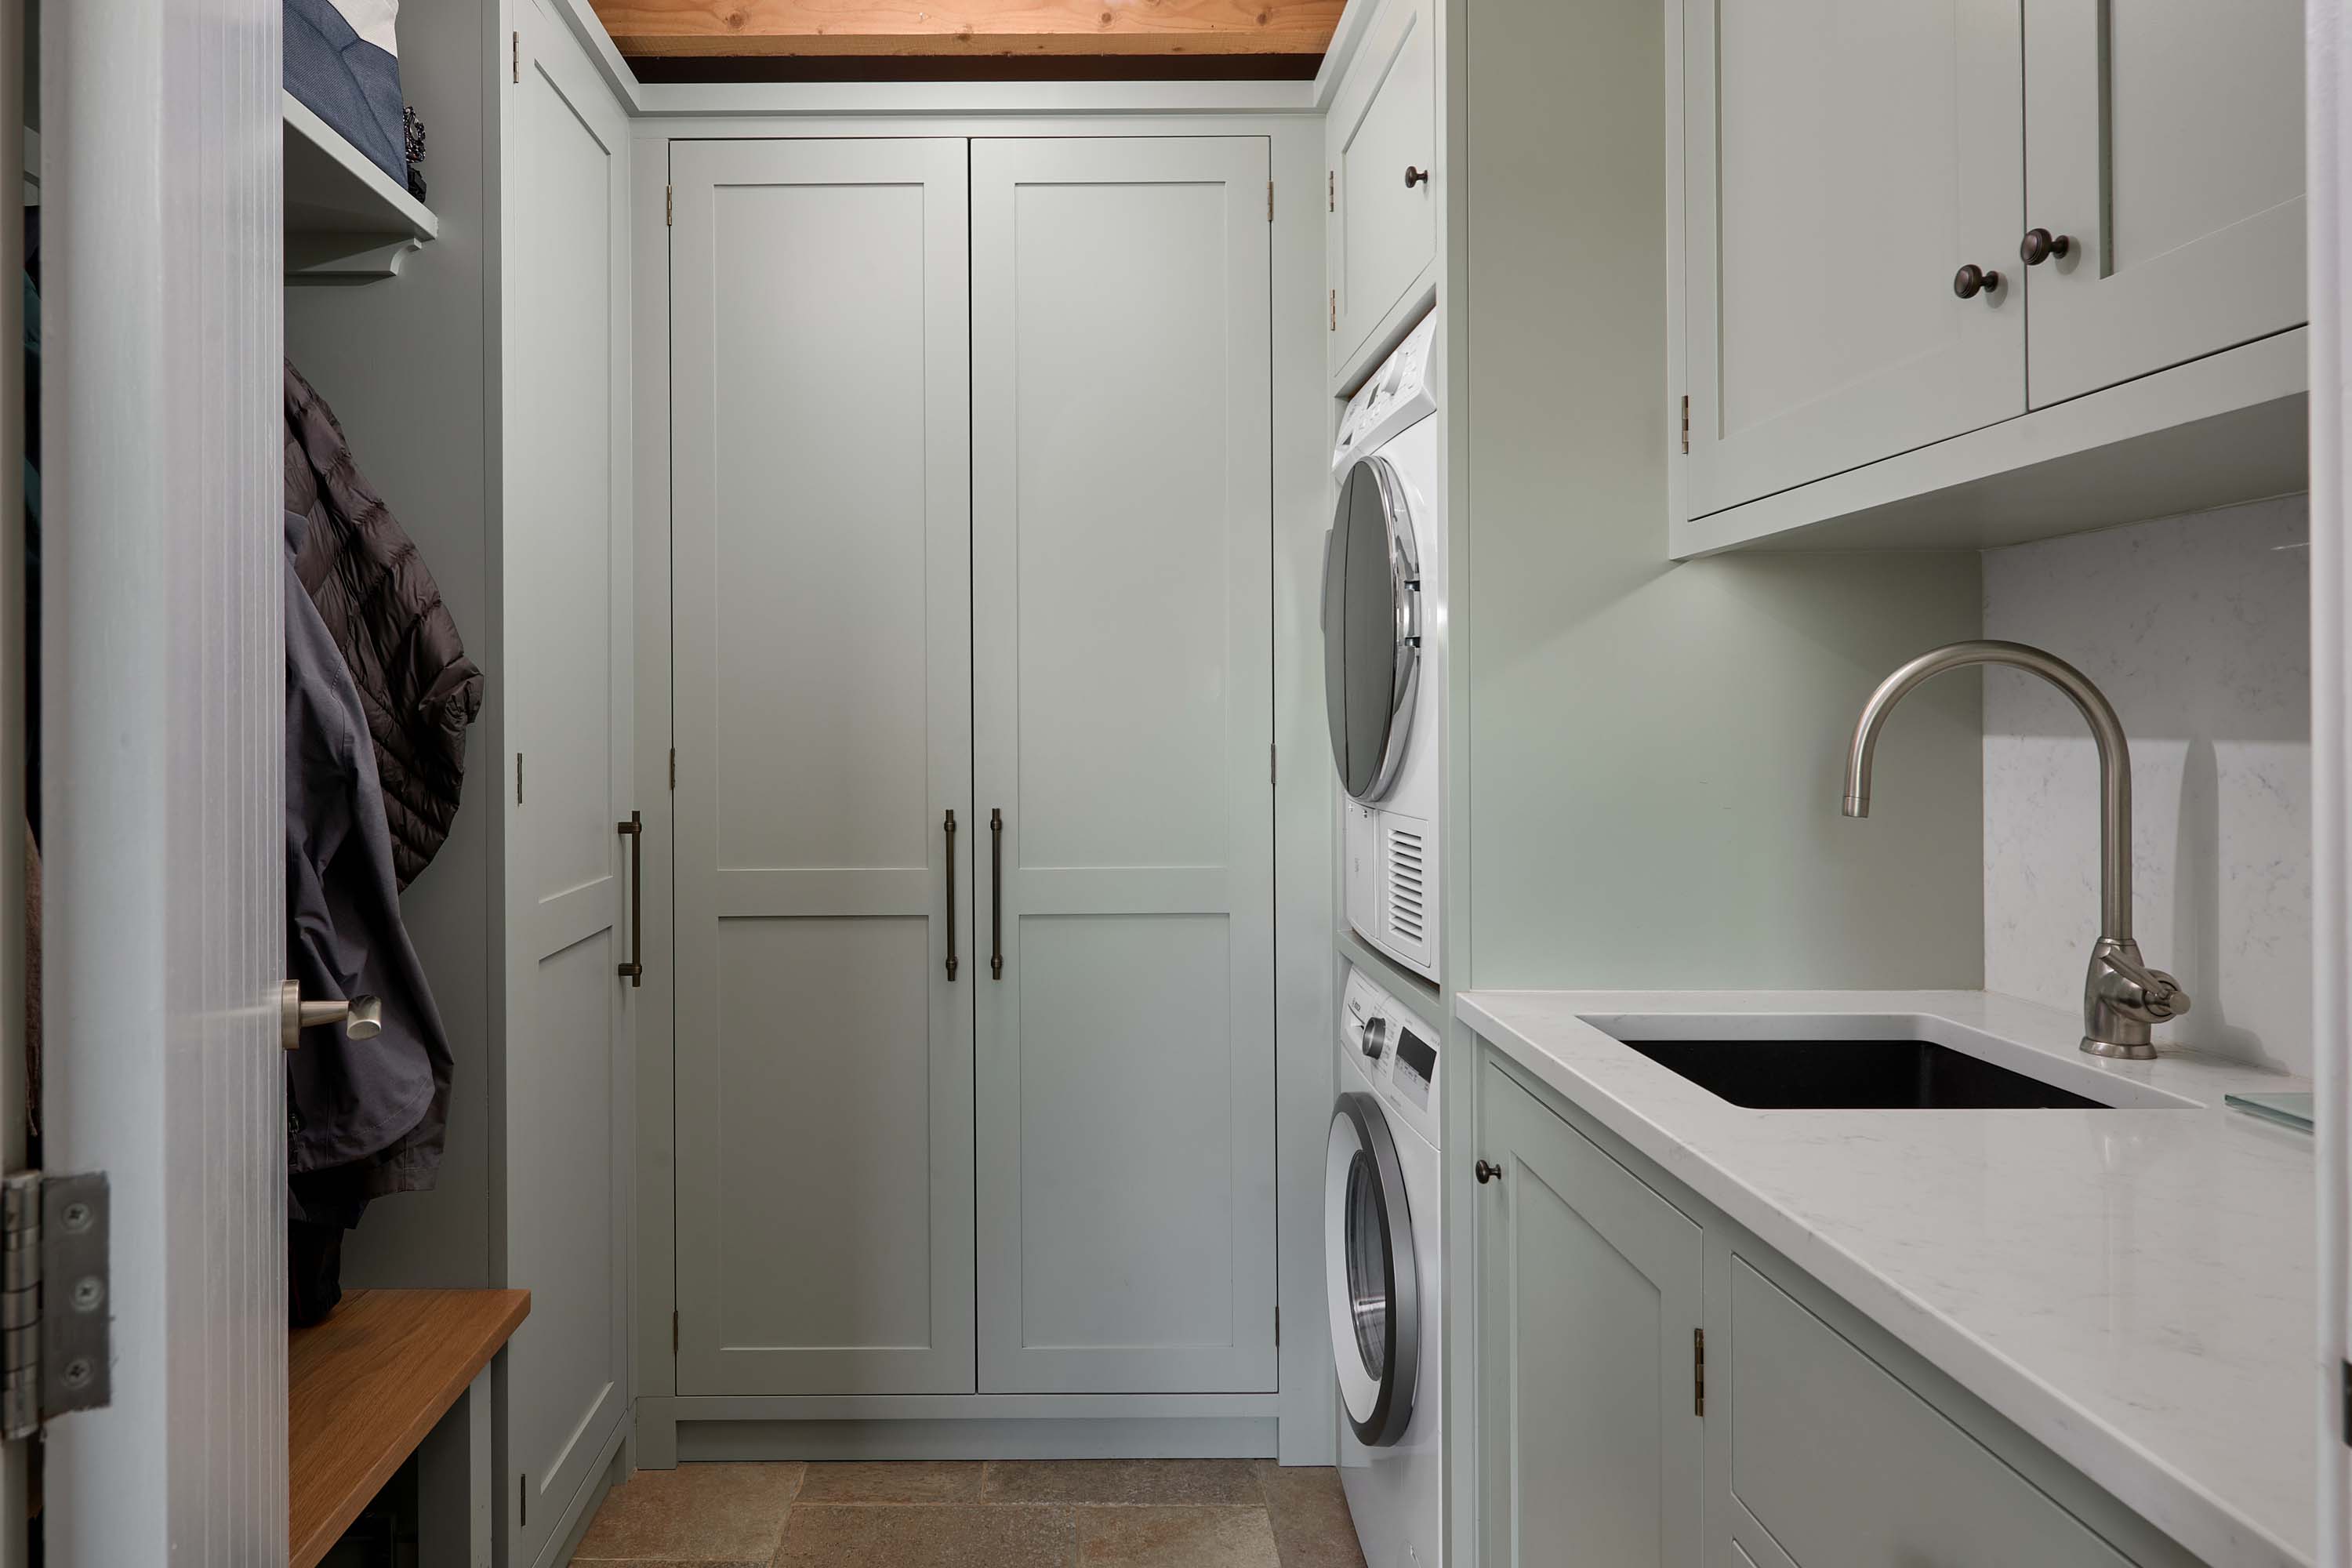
568, 1458, 1368, 1568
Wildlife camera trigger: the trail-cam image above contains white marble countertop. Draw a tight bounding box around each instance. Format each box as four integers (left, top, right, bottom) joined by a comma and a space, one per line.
1455, 988, 2314, 1568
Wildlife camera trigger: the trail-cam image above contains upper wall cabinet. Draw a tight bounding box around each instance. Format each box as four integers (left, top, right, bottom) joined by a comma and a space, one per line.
2021, 0, 2305, 406
1682, 0, 2024, 518
1676, 0, 2308, 553
1328, 0, 1436, 382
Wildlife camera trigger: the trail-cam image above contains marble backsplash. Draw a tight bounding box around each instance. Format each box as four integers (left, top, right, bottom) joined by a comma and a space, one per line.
1982, 494, 2311, 1075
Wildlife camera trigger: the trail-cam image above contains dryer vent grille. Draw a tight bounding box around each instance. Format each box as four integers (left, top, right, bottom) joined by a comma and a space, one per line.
1385, 825, 1427, 946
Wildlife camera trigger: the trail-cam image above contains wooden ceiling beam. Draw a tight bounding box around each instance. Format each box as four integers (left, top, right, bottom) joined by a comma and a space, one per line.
588, 0, 1345, 59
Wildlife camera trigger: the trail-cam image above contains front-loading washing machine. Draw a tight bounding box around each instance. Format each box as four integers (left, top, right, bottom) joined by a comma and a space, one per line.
1325, 310, 1443, 982
1327, 965, 1442, 1568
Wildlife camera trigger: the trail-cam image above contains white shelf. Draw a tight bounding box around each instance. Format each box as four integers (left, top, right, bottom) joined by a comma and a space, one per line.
282, 90, 438, 283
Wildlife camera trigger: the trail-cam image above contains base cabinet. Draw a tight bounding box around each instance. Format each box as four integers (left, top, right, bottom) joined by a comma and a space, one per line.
1476, 1062, 1702, 1568
1475, 1050, 2207, 1568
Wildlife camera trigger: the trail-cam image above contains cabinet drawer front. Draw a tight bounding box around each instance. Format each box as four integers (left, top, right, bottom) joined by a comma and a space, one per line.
1682, 0, 2026, 517
1729, 1258, 2130, 1568
1330, 0, 1436, 372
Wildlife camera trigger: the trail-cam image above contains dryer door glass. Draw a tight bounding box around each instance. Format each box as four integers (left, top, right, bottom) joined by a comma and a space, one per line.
1323, 457, 1421, 802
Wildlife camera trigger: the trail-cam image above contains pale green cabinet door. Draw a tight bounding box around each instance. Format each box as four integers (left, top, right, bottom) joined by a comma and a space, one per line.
1479, 1061, 1704, 1568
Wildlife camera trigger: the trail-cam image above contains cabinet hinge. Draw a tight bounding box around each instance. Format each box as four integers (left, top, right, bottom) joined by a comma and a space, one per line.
1274, 1305, 1280, 1346
1267, 181, 1275, 223
666, 185, 673, 226
1328, 169, 1335, 212
673, 1309, 681, 1354
2342, 1359, 2350, 1446
1679, 394, 1690, 455
1270, 744, 1277, 786
520, 1473, 528, 1527
1330, 289, 1338, 332
670, 747, 677, 789
2, 1171, 113, 1441
1693, 1327, 1705, 1417
511, 31, 520, 83
516, 752, 524, 805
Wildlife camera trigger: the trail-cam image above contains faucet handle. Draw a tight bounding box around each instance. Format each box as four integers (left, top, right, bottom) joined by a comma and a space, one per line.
2100, 950, 2191, 1022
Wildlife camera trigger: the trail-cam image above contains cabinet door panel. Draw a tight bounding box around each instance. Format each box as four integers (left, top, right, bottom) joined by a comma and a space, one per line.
1684, 0, 2024, 516
1727, 1258, 2129, 1568
971, 137, 1276, 1395
1479, 1063, 1702, 1568
670, 138, 975, 1396
2024, 0, 2305, 405
503, 2, 633, 1556
1330, 0, 1437, 372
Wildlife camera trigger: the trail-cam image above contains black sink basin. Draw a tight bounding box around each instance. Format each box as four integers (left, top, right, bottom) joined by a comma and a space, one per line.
1618, 1037, 2111, 1110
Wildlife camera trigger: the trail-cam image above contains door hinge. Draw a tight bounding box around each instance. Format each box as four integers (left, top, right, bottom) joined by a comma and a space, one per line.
1274, 1305, 1281, 1346
673, 1309, 681, 1354
1270, 744, 1277, 786
511, 31, 520, 82
2, 1171, 113, 1440
520, 1472, 528, 1527
516, 752, 524, 805
1328, 169, 1335, 212
2342, 1360, 2350, 1446
669, 747, 677, 789
1679, 394, 1690, 455
1268, 180, 1275, 223
1330, 289, 1338, 332
1693, 1327, 1705, 1417
666, 185, 673, 226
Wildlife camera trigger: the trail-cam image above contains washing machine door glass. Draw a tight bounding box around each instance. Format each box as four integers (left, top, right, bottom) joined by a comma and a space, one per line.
1321, 456, 1421, 803
1326, 1091, 1419, 1447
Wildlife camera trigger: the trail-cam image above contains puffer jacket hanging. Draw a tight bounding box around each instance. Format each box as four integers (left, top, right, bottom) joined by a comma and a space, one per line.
284, 358, 482, 888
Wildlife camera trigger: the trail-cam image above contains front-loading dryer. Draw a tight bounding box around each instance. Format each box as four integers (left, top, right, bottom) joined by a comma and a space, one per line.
1328, 966, 1442, 1568
1325, 310, 1443, 981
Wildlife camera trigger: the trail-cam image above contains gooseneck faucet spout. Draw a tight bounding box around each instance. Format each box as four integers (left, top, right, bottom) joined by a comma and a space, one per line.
1841, 640, 2187, 1060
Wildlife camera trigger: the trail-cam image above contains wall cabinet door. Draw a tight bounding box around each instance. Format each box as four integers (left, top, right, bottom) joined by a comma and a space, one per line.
1683, 0, 2024, 517
1328, 0, 1436, 377
970, 137, 1278, 1396
502, 1, 633, 1557
2022, 0, 2306, 406
669, 139, 977, 1397
1479, 1062, 1702, 1568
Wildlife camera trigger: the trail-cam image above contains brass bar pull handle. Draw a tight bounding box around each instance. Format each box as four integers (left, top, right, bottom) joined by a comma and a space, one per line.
944, 809, 960, 980
617, 812, 644, 987
989, 808, 1004, 979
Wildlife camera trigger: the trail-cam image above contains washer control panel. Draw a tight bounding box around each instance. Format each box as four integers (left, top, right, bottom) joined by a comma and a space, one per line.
1339, 964, 1442, 1145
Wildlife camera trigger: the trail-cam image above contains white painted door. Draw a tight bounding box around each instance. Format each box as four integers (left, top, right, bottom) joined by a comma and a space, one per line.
2022, 0, 2307, 407
669, 138, 975, 1397
1478, 1063, 1701, 1568
1683, 0, 2025, 517
39, 0, 285, 1559
1328, 0, 1436, 374
502, 3, 633, 1559
970, 136, 1276, 1396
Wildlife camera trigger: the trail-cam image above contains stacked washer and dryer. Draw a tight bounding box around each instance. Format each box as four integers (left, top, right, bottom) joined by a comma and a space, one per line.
1323, 311, 1445, 1568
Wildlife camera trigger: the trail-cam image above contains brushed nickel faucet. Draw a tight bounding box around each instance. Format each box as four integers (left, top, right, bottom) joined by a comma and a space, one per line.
1841, 640, 2189, 1060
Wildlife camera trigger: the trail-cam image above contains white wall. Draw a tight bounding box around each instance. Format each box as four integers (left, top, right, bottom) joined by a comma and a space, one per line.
1983, 495, 2312, 1073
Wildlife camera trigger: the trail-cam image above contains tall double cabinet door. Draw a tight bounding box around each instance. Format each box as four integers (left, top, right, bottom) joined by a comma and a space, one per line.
501, 0, 634, 1557
969, 138, 1277, 1395
1478, 1063, 1702, 1568
1682, 0, 2025, 517
669, 139, 978, 1397
2021, 0, 2306, 406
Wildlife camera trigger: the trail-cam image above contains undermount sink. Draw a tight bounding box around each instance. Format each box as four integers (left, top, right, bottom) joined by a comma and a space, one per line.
1617, 1036, 2114, 1110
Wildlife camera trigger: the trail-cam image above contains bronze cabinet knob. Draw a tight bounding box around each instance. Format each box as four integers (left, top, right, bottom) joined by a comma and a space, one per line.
2020, 227, 2073, 266
1953, 263, 2002, 300
1475, 1160, 1503, 1185
1405, 165, 1429, 188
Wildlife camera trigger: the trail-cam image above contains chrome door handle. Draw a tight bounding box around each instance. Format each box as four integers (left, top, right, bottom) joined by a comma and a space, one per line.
945, 809, 960, 980
989, 808, 1004, 979
280, 980, 383, 1051
617, 812, 644, 987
